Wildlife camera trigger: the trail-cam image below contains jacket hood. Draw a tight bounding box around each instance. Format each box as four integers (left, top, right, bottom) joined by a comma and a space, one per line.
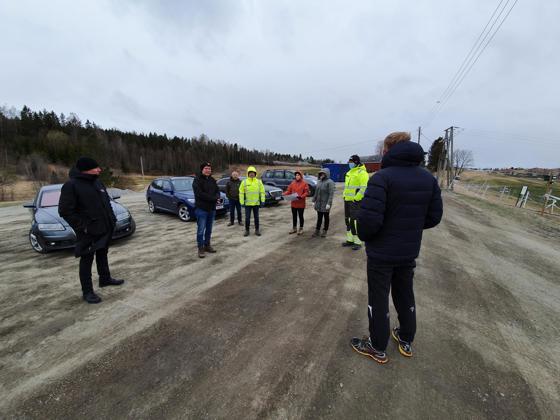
246, 166, 258, 177
318, 168, 331, 179
69, 166, 98, 182
382, 141, 425, 168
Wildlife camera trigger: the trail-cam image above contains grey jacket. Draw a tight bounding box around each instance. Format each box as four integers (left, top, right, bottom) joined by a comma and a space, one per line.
312, 168, 336, 212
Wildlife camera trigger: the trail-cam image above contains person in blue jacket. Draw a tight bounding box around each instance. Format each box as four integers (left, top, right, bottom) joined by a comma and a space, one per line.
350, 132, 443, 364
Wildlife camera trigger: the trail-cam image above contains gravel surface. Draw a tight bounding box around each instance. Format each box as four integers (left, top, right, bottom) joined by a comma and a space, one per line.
1, 189, 559, 419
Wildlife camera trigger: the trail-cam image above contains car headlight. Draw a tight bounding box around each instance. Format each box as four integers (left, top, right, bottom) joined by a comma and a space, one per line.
187, 198, 195, 204
116, 211, 130, 221
38, 223, 65, 231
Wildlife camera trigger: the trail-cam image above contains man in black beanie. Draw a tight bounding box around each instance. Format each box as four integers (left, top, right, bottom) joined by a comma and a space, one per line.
192, 162, 220, 258
59, 157, 124, 304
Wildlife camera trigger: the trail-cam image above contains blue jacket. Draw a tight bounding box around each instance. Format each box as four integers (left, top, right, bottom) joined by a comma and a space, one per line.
357, 141, 443, 264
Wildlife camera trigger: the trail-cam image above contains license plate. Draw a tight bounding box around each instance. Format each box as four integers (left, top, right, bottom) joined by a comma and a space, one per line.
216, 204, 224, 210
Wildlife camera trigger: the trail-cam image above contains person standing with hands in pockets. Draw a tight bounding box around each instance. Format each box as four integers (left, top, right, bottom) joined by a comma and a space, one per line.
192, 162, 220, 258
239, 166, 265, 237
283, 170, 310, 235
225, 170, 242, 226
311, 168, 335, 237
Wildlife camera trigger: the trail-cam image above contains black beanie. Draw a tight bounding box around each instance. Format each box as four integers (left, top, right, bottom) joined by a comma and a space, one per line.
76, 157, 99, 172
349, 154, 361, 164
200, 162, 212, 171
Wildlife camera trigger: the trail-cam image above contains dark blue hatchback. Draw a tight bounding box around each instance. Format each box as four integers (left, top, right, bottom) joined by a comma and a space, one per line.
146, 176, 229, 221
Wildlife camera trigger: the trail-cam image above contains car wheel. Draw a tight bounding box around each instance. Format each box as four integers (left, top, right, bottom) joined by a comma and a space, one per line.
178, 204, 191, 221
29, 230, 48, 254
148, 199, 158, 213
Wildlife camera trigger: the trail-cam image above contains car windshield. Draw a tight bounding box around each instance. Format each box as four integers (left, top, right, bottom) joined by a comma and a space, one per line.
40, 190, 61, 207
172, 178, 193, 191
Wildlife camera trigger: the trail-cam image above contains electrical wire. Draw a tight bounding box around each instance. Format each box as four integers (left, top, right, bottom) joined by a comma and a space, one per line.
423, 0, 519, 127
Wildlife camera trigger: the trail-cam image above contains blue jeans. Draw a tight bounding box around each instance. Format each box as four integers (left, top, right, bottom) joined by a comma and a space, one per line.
195, 208, 215, 248
229, 199, 242, 223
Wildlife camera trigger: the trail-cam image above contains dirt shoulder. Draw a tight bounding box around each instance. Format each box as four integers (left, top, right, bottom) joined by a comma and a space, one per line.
1, 190, 559, 418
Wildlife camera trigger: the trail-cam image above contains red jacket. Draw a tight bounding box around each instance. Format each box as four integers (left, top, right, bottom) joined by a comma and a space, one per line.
284, 179, 309, 209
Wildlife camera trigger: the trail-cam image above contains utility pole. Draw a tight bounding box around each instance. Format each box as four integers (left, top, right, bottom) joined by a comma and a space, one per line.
437, 128, 449, 187
417, 126, 421, 144
449, 126, 454, 190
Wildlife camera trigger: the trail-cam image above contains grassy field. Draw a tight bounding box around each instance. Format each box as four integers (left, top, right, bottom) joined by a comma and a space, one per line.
459, 170, 555, 198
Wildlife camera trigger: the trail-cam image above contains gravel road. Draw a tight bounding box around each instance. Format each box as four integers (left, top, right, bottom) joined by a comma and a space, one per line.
1, 189, 559, 419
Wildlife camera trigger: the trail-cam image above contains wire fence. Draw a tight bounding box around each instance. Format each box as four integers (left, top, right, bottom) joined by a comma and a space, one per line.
455, 182, 560, 216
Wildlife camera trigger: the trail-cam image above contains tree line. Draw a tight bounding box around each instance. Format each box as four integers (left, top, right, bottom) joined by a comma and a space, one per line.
0, 105, 321, 186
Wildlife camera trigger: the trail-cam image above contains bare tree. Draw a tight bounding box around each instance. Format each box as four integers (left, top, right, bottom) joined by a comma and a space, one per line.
453, 149, 474, 178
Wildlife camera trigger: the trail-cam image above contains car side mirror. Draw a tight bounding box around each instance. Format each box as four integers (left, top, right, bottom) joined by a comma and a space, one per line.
23, 202, 36, 209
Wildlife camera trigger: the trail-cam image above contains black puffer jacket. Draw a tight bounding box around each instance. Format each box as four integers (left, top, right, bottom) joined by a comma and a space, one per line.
59, 167, 116, 255
192, 173, 220, 212
357, 141, 443, 264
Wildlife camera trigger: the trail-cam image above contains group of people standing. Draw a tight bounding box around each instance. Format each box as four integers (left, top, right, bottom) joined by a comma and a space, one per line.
58, 131, 443, 367
192, 164, 337, 258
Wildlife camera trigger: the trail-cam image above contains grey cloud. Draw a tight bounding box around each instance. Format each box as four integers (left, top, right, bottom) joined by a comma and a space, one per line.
0, 0, 558, 168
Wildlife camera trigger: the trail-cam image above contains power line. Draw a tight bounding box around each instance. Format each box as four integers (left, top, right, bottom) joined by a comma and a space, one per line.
438, 0, 507, 106
423, 0, 519, 127
436, 0, 519, 112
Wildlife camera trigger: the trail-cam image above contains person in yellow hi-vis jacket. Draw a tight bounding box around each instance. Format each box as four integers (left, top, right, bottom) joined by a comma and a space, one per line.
342, 155, 369, 250
239, 166, 266, 237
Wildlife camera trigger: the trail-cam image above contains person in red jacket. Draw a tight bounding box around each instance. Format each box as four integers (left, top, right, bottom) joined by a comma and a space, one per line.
283, 171, 310, 235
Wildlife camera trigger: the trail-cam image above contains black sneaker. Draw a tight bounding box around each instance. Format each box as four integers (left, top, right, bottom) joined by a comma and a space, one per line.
391, 327, 413, 357
83, 292, 102, 304
350, 336, 388, 364
244, 230, 250, 237
255, 230, 262, 236
227, 222, 234, 226
351, 244, 362, 251
99, 278, 124, 287
238, 221, 243, 226
342, 241, 354, 247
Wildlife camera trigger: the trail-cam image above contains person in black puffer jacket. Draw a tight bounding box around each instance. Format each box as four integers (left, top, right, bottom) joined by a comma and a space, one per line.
350, 132, 443, 364
59, 157, 124, 304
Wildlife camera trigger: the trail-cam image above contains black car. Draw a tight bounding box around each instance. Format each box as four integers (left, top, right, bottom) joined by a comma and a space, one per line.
146, 176, 229, 221
216, 177, 283, 205
261, 169, 317, 195
24, 184, 136, 254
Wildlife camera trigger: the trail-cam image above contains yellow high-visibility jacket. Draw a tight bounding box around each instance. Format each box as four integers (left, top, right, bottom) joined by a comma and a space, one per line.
343, 164, 369, 202
239, 166, 266, 206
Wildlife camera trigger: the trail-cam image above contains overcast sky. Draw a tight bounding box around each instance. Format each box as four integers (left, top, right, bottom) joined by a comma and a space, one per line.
1, 0, 558, 168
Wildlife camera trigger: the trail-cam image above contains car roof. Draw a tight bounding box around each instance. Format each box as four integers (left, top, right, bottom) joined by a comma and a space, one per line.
154, 176, 194, 181
40, 184, 63, 192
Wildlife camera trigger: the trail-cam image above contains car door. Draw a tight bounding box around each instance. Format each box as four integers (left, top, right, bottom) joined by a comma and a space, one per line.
160, 180, 175, 211
149, 179, 165, 208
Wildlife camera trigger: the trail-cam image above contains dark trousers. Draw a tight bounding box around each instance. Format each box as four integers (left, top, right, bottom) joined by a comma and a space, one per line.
367, 258, 416, 351
291, 207, 304, 228
344, 201, 358, 236
316, 211, 330, 231
79, 247, 111, 295
245, 205, 260, 230
229, 199, 242, 223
